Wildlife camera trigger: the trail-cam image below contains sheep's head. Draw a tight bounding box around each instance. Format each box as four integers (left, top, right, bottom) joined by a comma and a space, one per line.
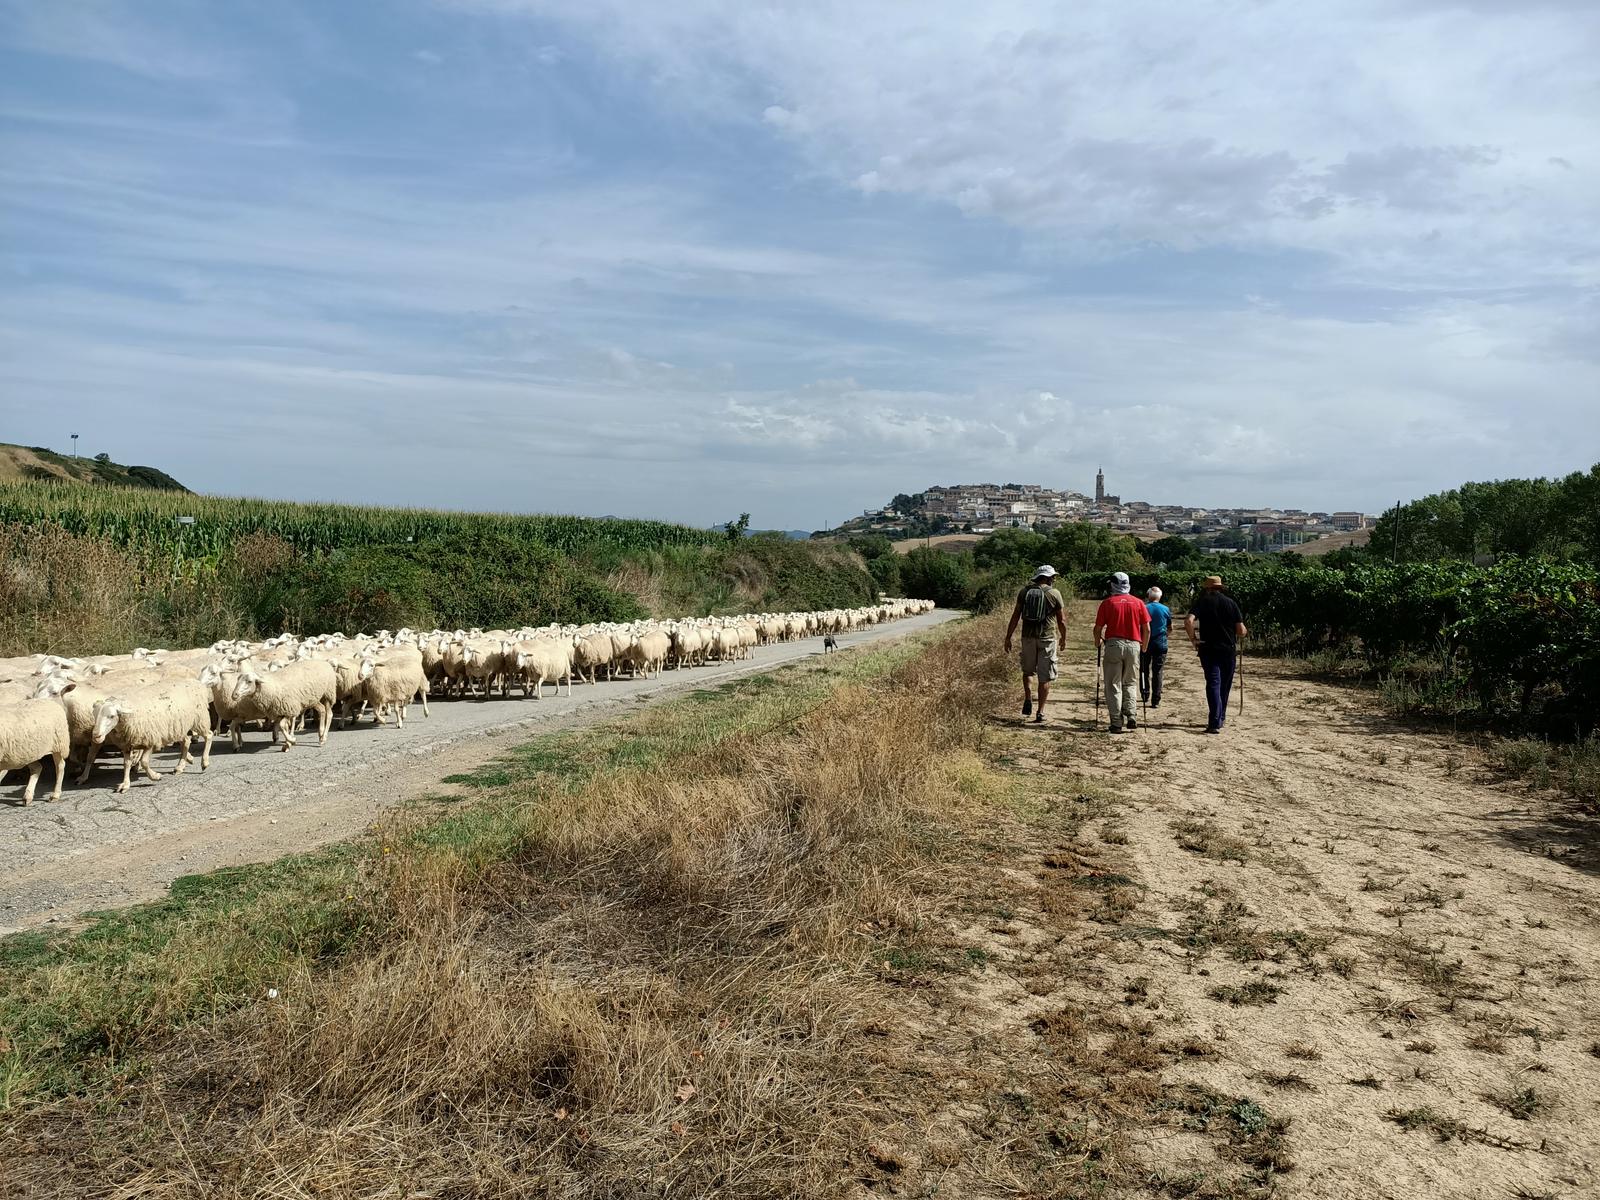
357, 658, 376, 681
91, 701, 124, 742
199, 664, 223, 687
232, 672, 262, 700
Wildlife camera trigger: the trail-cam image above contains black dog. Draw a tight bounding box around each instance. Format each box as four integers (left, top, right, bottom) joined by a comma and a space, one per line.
823, 634, 839, 653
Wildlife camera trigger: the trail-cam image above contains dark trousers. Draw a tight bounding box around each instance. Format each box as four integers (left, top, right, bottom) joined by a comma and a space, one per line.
1198, 645, 1236, 729
1139, 646, 1167, 704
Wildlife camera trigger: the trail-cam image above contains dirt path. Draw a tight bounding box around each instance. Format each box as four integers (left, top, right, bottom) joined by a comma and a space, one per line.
858, 604, 1599, 1199
0, 609, 960, 934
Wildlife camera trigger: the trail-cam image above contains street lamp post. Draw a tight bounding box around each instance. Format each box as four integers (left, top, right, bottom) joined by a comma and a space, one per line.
70, 433, 79, 458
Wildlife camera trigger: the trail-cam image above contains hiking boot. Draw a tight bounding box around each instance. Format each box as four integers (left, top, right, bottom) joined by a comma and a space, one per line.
1108, 725, 1125, 734
1032, 712, 1045, 724
1126, 716, 1137, 729
1022, 696, 1033, 717
1204, 726, 1220, 735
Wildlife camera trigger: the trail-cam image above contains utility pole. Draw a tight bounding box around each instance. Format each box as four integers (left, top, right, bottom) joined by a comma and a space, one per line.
70, 433, 79, 458
1392, 500, 1402, 562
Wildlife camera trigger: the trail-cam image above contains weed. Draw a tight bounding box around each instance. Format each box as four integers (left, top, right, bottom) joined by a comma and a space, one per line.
1208, 980, 1285, 1006
1172, 818, 1252, 864
1262, 1071, 1314, 1091
1405, 1039, 1436, 1054
1284, 1041, 1322, 1061
1486, 1087, 1546, 1121
1466, 1031, 1508, 1055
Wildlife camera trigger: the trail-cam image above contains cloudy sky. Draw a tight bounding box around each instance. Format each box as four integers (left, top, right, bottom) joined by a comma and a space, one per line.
2, 1, 1596, 529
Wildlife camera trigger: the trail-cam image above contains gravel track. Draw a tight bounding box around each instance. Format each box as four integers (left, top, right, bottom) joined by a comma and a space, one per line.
0, 608, 960, 933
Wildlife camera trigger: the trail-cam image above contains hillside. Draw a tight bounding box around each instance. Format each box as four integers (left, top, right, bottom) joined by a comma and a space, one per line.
0, 443, 188, 492
1297, 527, 1372, 556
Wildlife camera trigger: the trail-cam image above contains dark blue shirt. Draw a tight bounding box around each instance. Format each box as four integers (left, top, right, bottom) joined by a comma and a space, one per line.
1146, 602, 1171, 650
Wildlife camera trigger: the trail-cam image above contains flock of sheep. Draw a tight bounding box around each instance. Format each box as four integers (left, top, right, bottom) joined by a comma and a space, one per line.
0, 599, 935, 804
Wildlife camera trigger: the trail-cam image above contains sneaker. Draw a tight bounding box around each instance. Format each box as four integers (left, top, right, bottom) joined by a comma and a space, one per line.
1126, 716, 1137, 729
1033, 713, 1045, 724
1204, 726, 1220, 735
1109, 725, 1125, 734
1022, 696, 1033, 717
1151, 700, 1160, 709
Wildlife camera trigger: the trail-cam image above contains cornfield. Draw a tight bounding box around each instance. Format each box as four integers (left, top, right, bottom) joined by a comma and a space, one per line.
0, 481, 723, 565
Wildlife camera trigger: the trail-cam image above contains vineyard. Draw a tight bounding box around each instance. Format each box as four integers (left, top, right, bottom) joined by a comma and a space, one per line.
0, 481, 723, 563
1059, 560, 1600, 735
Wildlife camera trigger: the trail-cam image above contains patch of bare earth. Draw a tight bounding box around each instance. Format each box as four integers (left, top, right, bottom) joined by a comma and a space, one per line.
850, 603, 1598, 1199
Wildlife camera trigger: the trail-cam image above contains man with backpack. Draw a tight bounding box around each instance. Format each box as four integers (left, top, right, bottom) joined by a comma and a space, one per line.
1003, 564, 1067, 724
1094, 571, 1151, 733
1140, 586, 1171, 708
1185, 574, 1248, 734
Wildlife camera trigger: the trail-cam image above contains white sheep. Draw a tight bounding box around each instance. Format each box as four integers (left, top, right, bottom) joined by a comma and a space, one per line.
230, 659, 337, 750
80, 680, 213, 794
0, 698, 72, 804
356, 652, 430, 727
511, 639, 574, 699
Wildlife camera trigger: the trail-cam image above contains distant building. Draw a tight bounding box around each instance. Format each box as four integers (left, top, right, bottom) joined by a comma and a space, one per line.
1095, 467, 1106, 506
1331, 512, 1367, 530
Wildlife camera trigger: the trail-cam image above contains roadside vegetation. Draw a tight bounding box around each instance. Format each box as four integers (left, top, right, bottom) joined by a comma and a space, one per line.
0, 482, 878, 658
1, 615, 1008, 1196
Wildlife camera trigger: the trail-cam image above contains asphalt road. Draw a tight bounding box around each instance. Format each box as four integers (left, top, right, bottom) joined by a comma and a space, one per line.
0, 608, 961, 933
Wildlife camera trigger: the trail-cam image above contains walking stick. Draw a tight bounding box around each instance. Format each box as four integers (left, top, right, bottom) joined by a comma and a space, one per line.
1094, 643, 1102, 722
1236, 647, 1244, 715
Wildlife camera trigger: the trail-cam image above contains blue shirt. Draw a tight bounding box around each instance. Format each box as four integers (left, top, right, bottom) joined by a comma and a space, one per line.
1146, 602, 1171, 650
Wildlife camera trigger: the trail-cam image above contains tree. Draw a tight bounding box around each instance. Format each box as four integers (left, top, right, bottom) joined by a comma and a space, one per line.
889, 492, 924, 516
898, 546, 972, 608
94, 452, 111, 463
724, 512, 750, 543
1147, 535, 1202, 566
1043, 521, 1144, 573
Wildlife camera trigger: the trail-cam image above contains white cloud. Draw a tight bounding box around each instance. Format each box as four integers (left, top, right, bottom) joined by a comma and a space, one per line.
469, 0, 1600, 284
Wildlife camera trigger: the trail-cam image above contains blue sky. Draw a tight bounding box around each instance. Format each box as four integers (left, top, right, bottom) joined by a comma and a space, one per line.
2, 0, 1596, 529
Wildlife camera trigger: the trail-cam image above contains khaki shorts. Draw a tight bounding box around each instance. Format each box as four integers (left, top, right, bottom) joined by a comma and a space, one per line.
1019, 636, 1059, 682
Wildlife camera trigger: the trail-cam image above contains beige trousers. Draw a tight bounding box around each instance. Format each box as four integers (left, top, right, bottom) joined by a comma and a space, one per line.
1103, 639, 1139, 726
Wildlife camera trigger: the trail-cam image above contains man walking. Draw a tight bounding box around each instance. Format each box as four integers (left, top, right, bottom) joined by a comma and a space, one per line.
1094, 571, 1150, 733
1140, 586, 1171, 708
1185, 574, 1248, 734
1003, 564, 1067, 724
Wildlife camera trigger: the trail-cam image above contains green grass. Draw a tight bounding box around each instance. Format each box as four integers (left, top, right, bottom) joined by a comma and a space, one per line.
0, 626, 950, 1110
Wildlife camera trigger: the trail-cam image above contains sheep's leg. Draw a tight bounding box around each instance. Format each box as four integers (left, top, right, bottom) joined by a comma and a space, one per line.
198, 724, 213, 769
174, 733, 192, 774
22, 761, 42, 805
141, 748, 163, 780
48, 751, 65, 801
76, 748, 96, 784
395, 702, 406, 729
229, 719, 243, 750
116, 750, 133, 794
317, 701, 331, 744
417, 683, 430, 717
277, 716, 295, 751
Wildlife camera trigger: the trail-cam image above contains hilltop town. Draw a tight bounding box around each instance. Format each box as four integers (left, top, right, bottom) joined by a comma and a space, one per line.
826, 470, 1369, 549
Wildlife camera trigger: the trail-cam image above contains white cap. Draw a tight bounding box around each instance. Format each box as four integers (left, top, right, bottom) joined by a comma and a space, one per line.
1034, 564, 1057, 579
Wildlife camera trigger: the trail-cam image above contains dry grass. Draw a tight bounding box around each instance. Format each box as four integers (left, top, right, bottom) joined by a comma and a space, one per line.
3, 616, 1006, 1197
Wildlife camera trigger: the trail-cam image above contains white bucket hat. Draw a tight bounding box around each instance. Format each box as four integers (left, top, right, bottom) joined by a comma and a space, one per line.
1034, 564, 1058, 579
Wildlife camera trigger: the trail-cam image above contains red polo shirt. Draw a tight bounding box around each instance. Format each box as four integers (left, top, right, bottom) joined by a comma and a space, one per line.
1095, 593, 1151, 643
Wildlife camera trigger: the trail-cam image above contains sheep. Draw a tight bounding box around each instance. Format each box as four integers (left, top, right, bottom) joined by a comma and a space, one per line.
511, 638, 574, 699
0, 698, 72, 804
80, 680, 213, 795
229, 659, 337, 750
356, 652, 430, 727
572, 631, 614, 685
